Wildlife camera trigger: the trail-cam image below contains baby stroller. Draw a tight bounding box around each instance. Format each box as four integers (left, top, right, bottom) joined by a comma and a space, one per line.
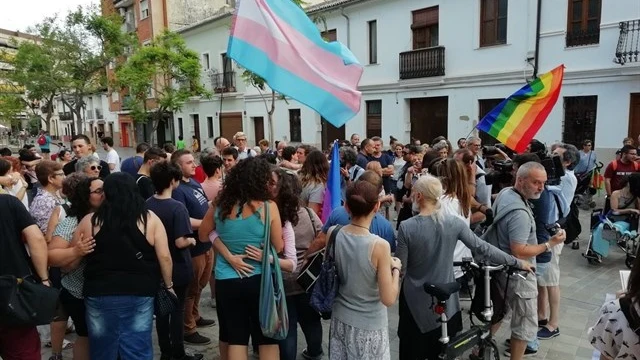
574, 162, 604, 210
583, 209, 639, 268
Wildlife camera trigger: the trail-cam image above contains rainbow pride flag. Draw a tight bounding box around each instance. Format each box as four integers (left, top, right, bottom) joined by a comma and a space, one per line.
477, 65, 564, 153
227, 0, 363, 128
321, 141, 341, 223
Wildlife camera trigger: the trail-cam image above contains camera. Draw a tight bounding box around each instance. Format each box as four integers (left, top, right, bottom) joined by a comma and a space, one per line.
484, 160, 514, 186
546, 223, 562, 236
540, 153, 565, 186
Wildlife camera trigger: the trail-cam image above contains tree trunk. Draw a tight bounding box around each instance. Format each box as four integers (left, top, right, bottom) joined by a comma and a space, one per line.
268, 90, 275, 142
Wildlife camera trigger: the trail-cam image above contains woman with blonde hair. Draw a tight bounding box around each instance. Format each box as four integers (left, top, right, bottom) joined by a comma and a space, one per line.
396, 174, 532, 360
298, 150, 328, 218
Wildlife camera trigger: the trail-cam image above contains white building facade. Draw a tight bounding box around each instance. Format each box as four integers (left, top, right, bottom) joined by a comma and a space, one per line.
175, 0, 640, 155
56, 93, 119, 143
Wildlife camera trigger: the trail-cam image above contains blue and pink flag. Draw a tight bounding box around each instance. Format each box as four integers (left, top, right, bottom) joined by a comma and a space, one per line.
227, 0, 363, 128
321, 141, 341, 223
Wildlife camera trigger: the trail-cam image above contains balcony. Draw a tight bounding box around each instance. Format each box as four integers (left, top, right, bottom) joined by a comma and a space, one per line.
113, 0, 134, 9
96, 108, 104, 119
86, 109, 94, 119
58, 112, 73, 121
615, 19, 640, 65
399, 46, 445, 80
122, 95, 133, 110
566, 28, 600, 47
211, 71, 236, 93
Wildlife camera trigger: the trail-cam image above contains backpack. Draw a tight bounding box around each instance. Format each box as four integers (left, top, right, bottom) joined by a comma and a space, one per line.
619, 296, 640, 337
310, 225, 343, 319
611, 159, 640, 172
37, 135, 46, 145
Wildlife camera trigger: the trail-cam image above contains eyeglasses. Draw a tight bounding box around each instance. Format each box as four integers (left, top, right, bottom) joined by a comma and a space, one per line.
237, 138, 247, 142
52, 172, 65, 177
90, 165, 102, 171
90, 188, 104, 195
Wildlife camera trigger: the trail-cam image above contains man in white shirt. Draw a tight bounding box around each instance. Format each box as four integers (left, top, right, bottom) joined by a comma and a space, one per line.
232, 132, 256, 160
101, 136, 120, 172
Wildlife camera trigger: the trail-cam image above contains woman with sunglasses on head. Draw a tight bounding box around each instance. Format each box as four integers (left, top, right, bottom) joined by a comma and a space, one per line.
75, 156, 102, 178
48, 174, 105, 360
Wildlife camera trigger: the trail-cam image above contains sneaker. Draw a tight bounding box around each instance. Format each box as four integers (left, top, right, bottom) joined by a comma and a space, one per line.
504, 346, 538, 357
301, 348, 324, 360
537, 326, 560, 340
538, 318, 548, 327
183, 332, 211, 345
195, 317, 216, 328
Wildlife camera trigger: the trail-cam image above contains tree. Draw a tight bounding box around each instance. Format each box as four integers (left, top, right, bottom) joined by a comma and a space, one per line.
114, 30, 210, 145
41, 6, 134, 136
0, 38, 59, 132
0, 94, 25, 129
239, 0, 326, 143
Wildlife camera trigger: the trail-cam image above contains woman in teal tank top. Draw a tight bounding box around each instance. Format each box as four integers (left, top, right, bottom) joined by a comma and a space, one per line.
199, 157, 284, 360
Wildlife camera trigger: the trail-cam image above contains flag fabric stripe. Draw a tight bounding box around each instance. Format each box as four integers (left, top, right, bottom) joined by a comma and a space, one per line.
237, 0, 361, 86
231, 18, 360, 110
261, 0, 360, 66
322, 141, 341, 223
228, 0, 363, 128
229, 39, 356, 127
477, 65, 564, 153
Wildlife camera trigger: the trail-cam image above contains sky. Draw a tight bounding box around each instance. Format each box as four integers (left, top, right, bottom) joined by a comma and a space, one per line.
1, 0, 98, 32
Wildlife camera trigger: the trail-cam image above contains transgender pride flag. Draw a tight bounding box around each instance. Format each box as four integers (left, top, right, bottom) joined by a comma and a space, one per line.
227, 0, 363, 128
321, 140, 341, 223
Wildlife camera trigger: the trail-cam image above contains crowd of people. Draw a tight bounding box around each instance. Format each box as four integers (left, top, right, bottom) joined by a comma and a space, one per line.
1, 130, 640, 360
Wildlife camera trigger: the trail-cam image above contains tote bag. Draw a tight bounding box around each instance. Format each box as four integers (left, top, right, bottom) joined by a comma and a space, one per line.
259, 203, 289, 340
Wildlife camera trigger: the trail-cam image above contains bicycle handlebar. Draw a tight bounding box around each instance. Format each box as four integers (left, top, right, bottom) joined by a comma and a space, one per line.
453, 258, 530, 274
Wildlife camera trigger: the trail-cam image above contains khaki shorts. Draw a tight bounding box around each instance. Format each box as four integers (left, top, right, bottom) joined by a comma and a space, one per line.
538, 243, 563, 287
504, 294, 538, 341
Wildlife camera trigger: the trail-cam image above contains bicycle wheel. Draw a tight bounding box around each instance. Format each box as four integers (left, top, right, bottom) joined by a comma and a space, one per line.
483, 339, 500, 360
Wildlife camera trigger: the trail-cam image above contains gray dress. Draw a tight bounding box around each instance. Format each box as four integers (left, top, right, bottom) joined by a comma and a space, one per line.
329, 228, 390, 360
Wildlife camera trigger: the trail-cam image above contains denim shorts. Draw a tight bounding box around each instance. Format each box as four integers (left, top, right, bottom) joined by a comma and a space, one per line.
85, 295, 154, 360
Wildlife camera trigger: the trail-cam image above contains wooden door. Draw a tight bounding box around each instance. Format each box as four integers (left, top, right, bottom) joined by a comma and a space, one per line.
478, 98, 504, 146
120, 122, 129, 147
410, 96, 448, 144
220, 112, 243, 141
321, 117, 345, 151
254, 116, 265, 143
628, 93, 640, 140
192, 114, 201, 147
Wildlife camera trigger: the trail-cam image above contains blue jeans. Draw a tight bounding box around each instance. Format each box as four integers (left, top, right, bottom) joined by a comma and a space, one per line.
85, 295, 154, 360
278, 293, 323, 360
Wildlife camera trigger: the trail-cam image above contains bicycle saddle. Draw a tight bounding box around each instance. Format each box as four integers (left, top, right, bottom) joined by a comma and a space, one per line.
423, 281, 460, 302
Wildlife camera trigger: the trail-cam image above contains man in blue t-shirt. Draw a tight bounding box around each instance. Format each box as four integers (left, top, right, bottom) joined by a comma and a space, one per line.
121, 142, 150, 177
305, 171, 396, 256
171, 149, 215, 346
38, 131, 51, 160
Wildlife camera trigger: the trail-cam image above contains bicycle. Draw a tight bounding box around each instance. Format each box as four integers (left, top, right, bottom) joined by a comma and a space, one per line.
423, 258, 527, 360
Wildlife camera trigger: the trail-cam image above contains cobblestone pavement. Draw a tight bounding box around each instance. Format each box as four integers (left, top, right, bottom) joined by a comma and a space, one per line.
37, 152, 624, 359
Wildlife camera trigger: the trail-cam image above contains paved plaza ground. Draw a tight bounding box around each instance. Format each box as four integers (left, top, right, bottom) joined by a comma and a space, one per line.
33, 145, 627, 359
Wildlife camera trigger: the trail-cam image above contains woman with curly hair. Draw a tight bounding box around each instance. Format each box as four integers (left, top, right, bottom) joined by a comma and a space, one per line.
298, 150, 328, 218
198, 157, 284, 360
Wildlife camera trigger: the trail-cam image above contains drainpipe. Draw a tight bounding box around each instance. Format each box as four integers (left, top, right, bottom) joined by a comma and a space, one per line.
341, 7, 350, 47
533, 0, 542, 78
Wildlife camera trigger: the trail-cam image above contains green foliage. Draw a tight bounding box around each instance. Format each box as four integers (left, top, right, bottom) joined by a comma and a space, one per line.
0, 94, 25, 128
115, 29, 210, 143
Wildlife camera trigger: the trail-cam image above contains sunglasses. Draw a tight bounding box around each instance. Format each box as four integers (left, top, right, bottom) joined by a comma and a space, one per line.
90, 165, 102, 171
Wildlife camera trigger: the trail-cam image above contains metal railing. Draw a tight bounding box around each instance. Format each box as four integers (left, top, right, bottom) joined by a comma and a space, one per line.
399, 46, 445, 80
212, 71, 236, 93
566, 28, 600, 47
86, 109, 94, 119
96, 108, 104, 119
615, 19, 640, 65
58, 112, 73, 121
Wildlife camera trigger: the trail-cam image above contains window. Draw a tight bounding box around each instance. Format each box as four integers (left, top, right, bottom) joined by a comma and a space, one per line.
321, 29, 337, 42
178, 117, 184, 138
366, 100, 382, 138
140, 0, 149, 19
480, 0, 508, 47
412, 6, 439, 49
202, 53, 210, 70
111, 91, 120, 102
566, 0, 601, 47
563, 96, 597, 148
207, 116, 214, 137
368, 20, 377, 64
289, 109, 301, 142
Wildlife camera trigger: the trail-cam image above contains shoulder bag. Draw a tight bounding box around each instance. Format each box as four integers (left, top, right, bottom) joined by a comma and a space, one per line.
259, 202, 289, 340
296, 208, 323, 292
309, 225, 343, 319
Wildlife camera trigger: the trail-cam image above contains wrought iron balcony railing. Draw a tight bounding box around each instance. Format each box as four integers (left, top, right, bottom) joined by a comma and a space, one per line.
566, 28, 600, 47
615, 19, 640, 65
399, 46, 445, 80
211, 71, 236, 93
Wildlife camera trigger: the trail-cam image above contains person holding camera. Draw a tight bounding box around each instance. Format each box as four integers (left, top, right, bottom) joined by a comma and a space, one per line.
486, 161, 566, 360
